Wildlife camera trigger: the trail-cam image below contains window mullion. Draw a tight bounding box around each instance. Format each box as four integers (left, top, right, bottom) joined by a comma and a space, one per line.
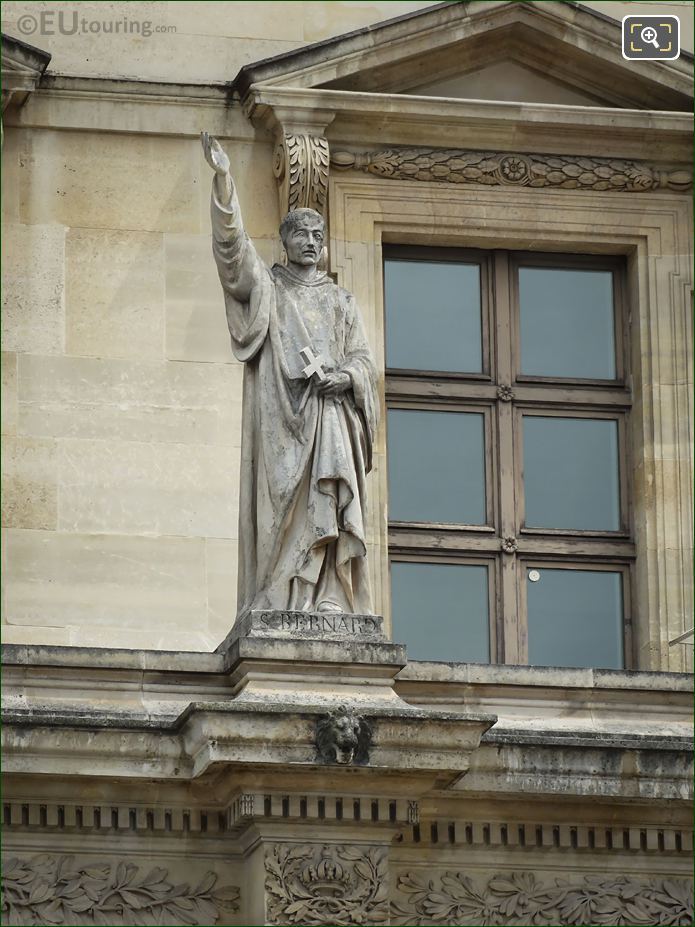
493, 251, 523, 664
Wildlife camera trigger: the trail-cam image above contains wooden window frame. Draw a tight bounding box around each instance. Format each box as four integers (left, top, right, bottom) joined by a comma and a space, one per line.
514, 406, 632, 539
517, 559, 634, 668
385, 246, 635, 668
383, 245, 493, 381
509, 252, 629, 387
389, 553, 500, 664
387, 400, 496, 532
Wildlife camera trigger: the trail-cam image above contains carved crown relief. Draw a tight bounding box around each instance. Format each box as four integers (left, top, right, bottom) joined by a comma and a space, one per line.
265, 843, 389, 926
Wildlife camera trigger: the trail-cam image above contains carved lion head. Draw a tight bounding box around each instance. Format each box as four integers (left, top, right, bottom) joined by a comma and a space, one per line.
315, 706, 371, 766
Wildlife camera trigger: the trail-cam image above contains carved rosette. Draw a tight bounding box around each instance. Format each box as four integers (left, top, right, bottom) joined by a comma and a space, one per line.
497, 384, 515, 402
331, 147, 692, 193
1, 854, 240, 926
391, 870, 694, 926
273, 133, 330, 217
265, 843, 389, 926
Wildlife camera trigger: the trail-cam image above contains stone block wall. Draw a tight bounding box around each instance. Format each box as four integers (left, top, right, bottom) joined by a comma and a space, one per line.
1, 126, 276, 649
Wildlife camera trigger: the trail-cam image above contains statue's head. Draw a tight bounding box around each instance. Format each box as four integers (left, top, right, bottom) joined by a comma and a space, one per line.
279, 208, 325, 267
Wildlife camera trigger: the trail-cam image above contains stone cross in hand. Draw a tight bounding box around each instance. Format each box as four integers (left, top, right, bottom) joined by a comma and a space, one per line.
300, 346, 327, 382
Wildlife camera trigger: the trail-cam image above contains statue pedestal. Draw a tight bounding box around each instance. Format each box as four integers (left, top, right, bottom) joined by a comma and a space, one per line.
215, 610, 406, 704
192, 618, 496, 923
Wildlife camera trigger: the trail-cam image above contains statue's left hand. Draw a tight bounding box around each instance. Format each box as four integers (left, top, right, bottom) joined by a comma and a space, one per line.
316, 370, 351, 398
201, 131, 231, 176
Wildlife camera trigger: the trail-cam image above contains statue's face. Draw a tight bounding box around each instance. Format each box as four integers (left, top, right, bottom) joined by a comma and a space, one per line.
283, 220, 324, 267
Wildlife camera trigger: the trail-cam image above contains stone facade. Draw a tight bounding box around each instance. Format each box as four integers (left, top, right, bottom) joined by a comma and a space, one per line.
1, 2, 693, 924
2, 640, 693, 925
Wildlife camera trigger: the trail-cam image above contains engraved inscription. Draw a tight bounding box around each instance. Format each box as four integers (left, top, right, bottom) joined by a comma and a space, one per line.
279, 612, 378, 634
248, 610, 383, 638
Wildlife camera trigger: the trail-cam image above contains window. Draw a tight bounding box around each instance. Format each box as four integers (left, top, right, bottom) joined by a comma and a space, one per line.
385, 247, 633, 669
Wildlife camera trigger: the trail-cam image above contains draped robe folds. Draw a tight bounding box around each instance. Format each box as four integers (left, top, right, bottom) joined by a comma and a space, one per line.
210, 183, 379, 616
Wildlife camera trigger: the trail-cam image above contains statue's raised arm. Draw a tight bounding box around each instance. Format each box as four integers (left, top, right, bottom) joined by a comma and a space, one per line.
201, 130, 264, 312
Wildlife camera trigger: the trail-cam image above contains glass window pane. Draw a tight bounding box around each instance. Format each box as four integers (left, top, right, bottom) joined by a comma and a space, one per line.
523, 416, 620, 531
385, 259, 482, 372
519, 267, 616, 379
527, 568, 624, 669
392, 561, 490, 662
388, 409, 486, 524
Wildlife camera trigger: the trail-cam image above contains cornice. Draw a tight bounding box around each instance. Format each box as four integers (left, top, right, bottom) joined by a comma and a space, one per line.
246, 85, 693, 163
1, 31, 51, 114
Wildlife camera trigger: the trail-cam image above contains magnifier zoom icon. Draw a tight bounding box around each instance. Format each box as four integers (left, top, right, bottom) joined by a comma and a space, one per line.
640, 26, 660, 48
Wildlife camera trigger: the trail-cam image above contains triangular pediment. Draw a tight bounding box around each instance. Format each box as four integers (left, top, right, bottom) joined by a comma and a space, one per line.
234, 1, 693, 111
404, 61, 609, 107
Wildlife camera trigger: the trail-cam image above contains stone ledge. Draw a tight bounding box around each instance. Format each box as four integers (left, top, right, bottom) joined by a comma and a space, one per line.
1, 699, 496, 731
4, 708, 689, 760
482, 728, 694, 752
4, 645, 692, 692
1, 643, 225, 674
396, 661, 695, 692
1, 698, 497, 782
1, 706, 181, 730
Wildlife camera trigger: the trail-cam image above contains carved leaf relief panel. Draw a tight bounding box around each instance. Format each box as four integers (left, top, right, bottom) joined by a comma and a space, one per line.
1, 854, 240, 926
392, 870, 694, 926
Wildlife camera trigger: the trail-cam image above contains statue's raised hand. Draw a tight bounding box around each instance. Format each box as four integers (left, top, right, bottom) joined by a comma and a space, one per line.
201, 131, 230, 176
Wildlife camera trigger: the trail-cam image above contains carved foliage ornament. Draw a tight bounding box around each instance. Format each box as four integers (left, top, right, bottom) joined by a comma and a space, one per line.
391, 870, 695, 926
273, 132, 329, 217
1, 854, 240, 926
265, 843, 389, 926
331, 148, 692, 193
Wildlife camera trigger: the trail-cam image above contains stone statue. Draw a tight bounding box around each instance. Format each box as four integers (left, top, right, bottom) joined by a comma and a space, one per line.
201, 133, 379, 617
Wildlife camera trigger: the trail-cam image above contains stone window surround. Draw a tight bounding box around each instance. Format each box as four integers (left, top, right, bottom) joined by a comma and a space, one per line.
328, 172, 692, 673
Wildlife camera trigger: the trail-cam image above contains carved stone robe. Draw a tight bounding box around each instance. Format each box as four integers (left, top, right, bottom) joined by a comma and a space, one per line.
211, 184, 379, 615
